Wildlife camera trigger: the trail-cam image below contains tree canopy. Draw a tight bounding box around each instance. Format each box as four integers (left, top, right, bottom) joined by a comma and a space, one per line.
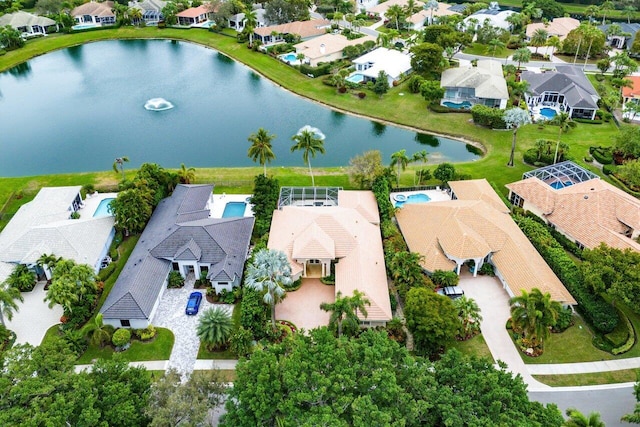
222, 328, 564, 426
410, 43, 445, 75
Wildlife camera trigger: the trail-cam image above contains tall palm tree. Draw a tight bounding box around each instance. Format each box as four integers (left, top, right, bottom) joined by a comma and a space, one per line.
81, 313, 114, 348
512, 48, 531, 70
320, 290, 370, 338
486, 39, 505, 58
385, 4, 405, 31
549, 112, 576, 164
545, 36, 561, 60
624, 6, 637, 24
510, 288, 561, 350
128, 7, 142, 25
244, 9, 258, 47
177, 163, 196, 184
113, 156, 129, 181
423, 0, 438, 26
291, 126, 326, 187
0, 279, 24, 327
37, 253, 61, 280
248, 128, 276, 177
454, 295, 482, 339
244, 249, 292, 329
390, 149, 410, 187
503, 108, 531, 167
411, 150, 428, 185
197, 307, 233, 350
530, 28, 549, 54
564, 408, 605, 427
599, 0, 614, 25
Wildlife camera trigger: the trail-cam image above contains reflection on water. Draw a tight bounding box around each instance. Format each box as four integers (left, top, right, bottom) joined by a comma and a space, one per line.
7, 62, 31, 79
217, 52, 234, 64
331, 110, 345, 127
66, 45, 83, 64
372, 121, 386, 136
466, 144, 483, 156
415, 133, 440, 147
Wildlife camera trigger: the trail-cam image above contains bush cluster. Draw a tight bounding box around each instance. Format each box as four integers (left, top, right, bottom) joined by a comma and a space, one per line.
514, 215, 619, 333
589, 146, 613, 165
134, 325, 157, 341
299, 62, 333, 77
112, 328, 131, 347
470, 105, 506, 129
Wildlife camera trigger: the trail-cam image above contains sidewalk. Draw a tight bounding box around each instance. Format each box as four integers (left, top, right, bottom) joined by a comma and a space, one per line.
527, 357, 640, 375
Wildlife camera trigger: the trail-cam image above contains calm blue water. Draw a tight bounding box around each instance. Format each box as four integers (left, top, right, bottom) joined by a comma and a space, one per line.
0, 40, 480, 177
280, 53, 297, 62
346, 74, 365, 83
443, 101, 472, 110
394, 192, 431, 208
93, 198, 115, 217
549, 181, 573, 190
222, 201, 247, 217
540, 107, 557, 119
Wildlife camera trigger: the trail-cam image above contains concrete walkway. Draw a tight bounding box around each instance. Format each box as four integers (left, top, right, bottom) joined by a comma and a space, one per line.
528, 358, 640, 375
6, 280, 63, 346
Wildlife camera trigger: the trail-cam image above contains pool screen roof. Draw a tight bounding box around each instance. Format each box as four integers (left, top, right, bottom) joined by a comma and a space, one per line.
278, 187, 342, 208
523, 161, 599, 189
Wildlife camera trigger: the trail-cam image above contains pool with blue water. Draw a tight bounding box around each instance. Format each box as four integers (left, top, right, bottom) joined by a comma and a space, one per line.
540, 107, 557, 119
442, 101, 472, 110
394, 193, 431, 208
549, 180, 573, 190
222, 201, 247, 218
280, 53, 298, 62
93, 198, 115, 217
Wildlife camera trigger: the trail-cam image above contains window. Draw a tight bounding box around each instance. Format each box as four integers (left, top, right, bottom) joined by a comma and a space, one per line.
218, 282, 229, 286
172, 262, 179, 271
121, 319, 131, 327
509, 192, 524, 208
308, 259, 320, 264
200, 265, 209, 273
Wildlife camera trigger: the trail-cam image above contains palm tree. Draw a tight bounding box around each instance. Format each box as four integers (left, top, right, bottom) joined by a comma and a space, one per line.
291, 125, 326, 187
197, 307, 233, 350
510, 288, 561, 350
411, 150, 428, 185
244, 9, 258, 47
546, 36, 561, 59
486, 39, 505, 58
564, 408, 605, 427
530, 28, 549, 55
244, 248, 292, 329
599, 0, 614, 25
624, 6, 637, 24
113, 156, 129, 181
128, 7, 142, 25
512, 48, 531, 70
248, 128, 276, 176
81, 313, 114, 348
454, 296, 482, 339
37, 253, 61, 280
177, 163, 196, 184
549, 112, 576, 164
423, 0, 438, 26
504, 108, 531, 167
4, 264, 36, 292
0, 279, 24, 327
585, 5, 599, 21
320, 290, 370, 338
390, 149, 410, 187
385, 4, 405, 31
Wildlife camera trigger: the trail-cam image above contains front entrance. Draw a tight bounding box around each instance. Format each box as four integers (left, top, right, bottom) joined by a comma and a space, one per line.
306, 263, 323, 278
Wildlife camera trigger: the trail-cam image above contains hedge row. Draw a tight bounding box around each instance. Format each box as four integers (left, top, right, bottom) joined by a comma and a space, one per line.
612, 311, 636, 355
514, 215, 619, 333
299, 63, 332, 78
574, 118, 603, 124
470, 104, 506, 129
589, 146, 613, 165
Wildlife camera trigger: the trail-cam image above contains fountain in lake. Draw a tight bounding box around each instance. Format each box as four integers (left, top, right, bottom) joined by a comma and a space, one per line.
144, 98, 174, 111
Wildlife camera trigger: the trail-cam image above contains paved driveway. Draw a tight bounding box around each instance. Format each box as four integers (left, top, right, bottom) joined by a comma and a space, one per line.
276, 279, 334, 333
6, 281, 63, 346
152, 278, 233, 375
457, 273, 549, 391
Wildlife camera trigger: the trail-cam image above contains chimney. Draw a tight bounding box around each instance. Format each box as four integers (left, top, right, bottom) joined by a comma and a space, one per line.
320, 43, 325, 55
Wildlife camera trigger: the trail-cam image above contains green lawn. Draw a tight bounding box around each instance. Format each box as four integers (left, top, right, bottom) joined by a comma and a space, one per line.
479, 0, 640, 21
76, 327, 175, 363
534, 369, 640, 387
450, 334, 494, 362
463, 43, 515, 59
197, 343, 237, 360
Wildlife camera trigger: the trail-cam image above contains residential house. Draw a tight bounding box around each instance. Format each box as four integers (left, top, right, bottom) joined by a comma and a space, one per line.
463, 3, 516, 31
0, 187, 116, 279
0, 11, 58, 36
395, 179, 576, 305
440, 59, 509, 109
254, 19, 330, 45
100, 185, 254, 329
294, 33, 376, 67
71, 1, 116, 26
598, 22, 640, 50
368, 0, 419, 20
526, 17, 579, 42
407, 2, 461, 30
622, 75, 640, 120
130, 0, 166, 25
176, 4, 212, 26
228, 8, 267, 32
268, 189, 392, 327
522, 66, 600, 120
506, 162, 640, 253
349, 47, 412, 85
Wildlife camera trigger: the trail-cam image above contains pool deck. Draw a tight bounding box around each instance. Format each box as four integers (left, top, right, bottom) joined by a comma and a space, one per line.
209, 194, 254, 218
77, 192, 117, 217
389, 189, 452, 205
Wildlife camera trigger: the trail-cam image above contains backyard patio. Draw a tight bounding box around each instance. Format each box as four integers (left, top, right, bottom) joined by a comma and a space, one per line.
275, 279, 334, 333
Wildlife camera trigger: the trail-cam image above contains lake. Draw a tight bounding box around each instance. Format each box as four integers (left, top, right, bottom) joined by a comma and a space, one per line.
0, 39, 480, 177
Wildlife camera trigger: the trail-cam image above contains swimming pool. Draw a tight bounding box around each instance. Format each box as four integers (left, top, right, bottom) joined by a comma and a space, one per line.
346, 74, 365, 84
549, 180, 573, 190
540, 107, 557, 120
222, 201, 247, 218
93, 198, 115, 217
280, 53, 298, 63
442, 101, 472, 110
201, 21, 215, 28
394, 193, 431, 208
72, 23, 100, 30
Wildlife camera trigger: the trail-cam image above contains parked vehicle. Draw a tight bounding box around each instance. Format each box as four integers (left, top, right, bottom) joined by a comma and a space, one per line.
185, 291, 203, 315
437, 286, 465, 300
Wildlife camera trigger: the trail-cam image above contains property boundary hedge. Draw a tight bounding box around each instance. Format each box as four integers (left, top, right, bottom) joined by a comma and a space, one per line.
514, 215, 619, 333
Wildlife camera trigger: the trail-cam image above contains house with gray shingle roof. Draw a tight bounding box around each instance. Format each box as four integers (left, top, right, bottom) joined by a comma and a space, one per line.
522, 66, 600, 120
0, 11, 58, 36
598, 23, 640, 50
100, 184, 254, 329
440, 59, 509, 109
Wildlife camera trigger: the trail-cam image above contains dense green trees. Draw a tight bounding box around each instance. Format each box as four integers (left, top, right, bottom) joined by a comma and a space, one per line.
320, 290, 370, 337
348, 150, 384, 189
562, 24, 606, 59
222, 328, 564, 426
410, 43, 445, 75
45, 259, 99, 327
248, 174, 279, 238
3, 264, 36, 292
510, 288, 562, 351
405, 287, 459, 356
264, 0, 309, 24
0, 25, 24, 50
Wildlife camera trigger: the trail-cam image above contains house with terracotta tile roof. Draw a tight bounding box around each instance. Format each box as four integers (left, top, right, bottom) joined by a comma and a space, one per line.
395, 179, 576, 305
294, 33, 376, 67
268, 189, 392, 327
176, 4, 213, 26
506, 162, 640, 253
71, 1, 115, 26
526, 17, 579, 42
622, 76, 640, 121
407, 2, 461, 30
253, 19, 330, 45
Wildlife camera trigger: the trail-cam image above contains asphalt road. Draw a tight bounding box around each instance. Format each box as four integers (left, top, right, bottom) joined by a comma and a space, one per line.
530, 385, 637, 426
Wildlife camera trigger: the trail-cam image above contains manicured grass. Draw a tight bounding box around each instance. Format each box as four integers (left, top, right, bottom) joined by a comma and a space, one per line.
76, 327, 175, 363
463, 43, 515, 59
534, 369, 640, 387
480, 0, 640, 20
192, 368, 237, 382
450, 334, 494, 363
197, 343, 237, 360
41, 323, 63, 346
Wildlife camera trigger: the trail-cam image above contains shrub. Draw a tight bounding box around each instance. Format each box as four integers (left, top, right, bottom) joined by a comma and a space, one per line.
408, 75, 425, 93
61, 329, 88, 356
389, 290, 398, 311
574, 118, 603, 124
229, 326, 254, 357
590, 147, 613, 165
358, 92, 366, 99
137, 325, 157, 341
112, 328, 131, 347
470, 104, 506, 129
98, 263, 117, 281
478, 263, 495, 276
603, 164, 618, 175
551, 308, 574, 333
431, 270, 459, 287
299, 62, 332, 78
219, 288, 236, 304
584, 156, 593, 163
167, 270, 184, 288
240, 287, 269, 340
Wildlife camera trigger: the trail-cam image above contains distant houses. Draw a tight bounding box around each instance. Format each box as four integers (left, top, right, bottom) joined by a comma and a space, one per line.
526, 17, 579, 42
176, 5, 213, 26
100, 185, 254, 329
71, 1, 116, 26
349, 47, 412, 85
253, 19, 331, 45
598, 23, 640, 50
463, 3, 516, 31
294, 33, 376, 67
228, 8, 267, 32
0, 11, 58, 36
440, 59, 509, 109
